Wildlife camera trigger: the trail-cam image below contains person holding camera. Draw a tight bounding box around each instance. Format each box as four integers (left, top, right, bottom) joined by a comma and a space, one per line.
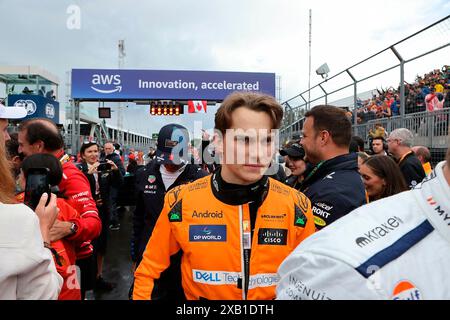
18, 118, 101, 299
18, 153, 83, 300
77, 141, 123, 292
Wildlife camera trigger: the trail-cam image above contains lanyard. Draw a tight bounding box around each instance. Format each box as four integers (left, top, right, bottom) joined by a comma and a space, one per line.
302, 160, 325, 186
398, 151, 413, 165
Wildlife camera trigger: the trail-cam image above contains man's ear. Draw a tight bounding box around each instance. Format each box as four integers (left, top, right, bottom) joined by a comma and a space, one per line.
34, 140, 46, 153
11, 155, 21, 166
320, 130, 331, 146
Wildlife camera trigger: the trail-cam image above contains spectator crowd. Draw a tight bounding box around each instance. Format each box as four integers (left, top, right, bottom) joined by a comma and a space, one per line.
355, 65, 450, 123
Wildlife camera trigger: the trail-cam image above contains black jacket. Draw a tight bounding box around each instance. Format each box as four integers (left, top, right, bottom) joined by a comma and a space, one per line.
285, 175, 302, 189
131, 160, 208, 300
398, 151, 426, 189
299, 153, 367, 230
132, 160, 208, 262
266, 163, 287, 183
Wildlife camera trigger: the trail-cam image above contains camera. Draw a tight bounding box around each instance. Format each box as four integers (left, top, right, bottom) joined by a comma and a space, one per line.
97, 161, 112, 172
24, 168, 51, 210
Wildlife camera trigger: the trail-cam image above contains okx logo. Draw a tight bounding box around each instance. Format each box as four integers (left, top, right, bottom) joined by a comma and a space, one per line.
392, 281, 422, 300
91, 74, 122, 94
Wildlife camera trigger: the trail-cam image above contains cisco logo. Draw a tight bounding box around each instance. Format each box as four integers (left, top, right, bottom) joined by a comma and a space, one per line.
45, 104, 55, 118
91, 74, 122, 94
14, 100, 36, 116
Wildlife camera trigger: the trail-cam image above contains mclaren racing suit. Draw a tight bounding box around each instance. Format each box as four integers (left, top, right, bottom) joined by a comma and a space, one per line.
133, 172, 315, 300
276, 161, 450, 300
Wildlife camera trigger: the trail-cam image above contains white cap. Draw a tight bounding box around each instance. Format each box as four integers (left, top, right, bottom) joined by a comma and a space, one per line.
0, 102, 27, 119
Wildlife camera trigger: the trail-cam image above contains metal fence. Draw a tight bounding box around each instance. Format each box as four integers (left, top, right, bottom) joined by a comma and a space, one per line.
280, 15, 450, 144
354, 108, 450, 149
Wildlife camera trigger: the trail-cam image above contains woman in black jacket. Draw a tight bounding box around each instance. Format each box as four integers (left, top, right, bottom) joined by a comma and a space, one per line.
280, 143, 308, 190
77, 141, 123, 292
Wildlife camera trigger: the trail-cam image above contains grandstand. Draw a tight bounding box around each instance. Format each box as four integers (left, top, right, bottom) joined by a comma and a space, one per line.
280, 15, 450, 165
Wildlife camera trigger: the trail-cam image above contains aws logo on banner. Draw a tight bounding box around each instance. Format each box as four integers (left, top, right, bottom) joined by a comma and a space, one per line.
91, 74, 122, 94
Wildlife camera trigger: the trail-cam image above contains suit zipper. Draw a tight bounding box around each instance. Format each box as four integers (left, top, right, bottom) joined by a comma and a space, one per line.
239, 205, 247, 300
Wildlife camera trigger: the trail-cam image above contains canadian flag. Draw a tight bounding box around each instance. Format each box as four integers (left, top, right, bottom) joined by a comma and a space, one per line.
188, 100, 207, 113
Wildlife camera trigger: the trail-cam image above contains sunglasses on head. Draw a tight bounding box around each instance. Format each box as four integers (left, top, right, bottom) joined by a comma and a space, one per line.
83, 140, 97, 144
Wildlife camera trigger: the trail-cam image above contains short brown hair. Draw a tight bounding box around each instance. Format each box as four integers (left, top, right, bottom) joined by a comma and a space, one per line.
305, 105, 352, 147
215, 92, 283, 134
414, 146, 431, 163
18, 118, 64, 152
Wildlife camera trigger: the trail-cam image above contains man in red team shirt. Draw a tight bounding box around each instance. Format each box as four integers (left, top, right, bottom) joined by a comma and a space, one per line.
18, 119, 101, 244
18, 118, 101, 297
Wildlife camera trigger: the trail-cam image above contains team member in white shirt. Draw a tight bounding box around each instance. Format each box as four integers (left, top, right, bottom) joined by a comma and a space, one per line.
277, 145, 450, 300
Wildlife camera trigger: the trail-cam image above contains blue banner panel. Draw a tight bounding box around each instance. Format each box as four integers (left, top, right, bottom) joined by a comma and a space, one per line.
71, 69, 276, 101
8, 95, 60, 124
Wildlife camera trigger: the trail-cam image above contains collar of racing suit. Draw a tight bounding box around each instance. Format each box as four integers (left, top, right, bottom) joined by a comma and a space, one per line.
414, 161, 450, 244
210, 167, 269, 206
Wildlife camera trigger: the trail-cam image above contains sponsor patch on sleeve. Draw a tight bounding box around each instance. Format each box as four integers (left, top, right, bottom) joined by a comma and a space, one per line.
294, 205, 307, 227
313, 216, 327, 227
168, 200, 182, 222
294, 191, 309, 213
167, 186, 182, 208
311, 201, 334, 228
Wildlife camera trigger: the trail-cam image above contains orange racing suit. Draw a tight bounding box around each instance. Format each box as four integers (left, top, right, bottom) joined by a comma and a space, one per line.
133, 174, 315, 300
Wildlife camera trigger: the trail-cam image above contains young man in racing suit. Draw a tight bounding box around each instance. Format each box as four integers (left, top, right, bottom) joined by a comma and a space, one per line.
276, 145, 450, 300
133, 92, 315, 300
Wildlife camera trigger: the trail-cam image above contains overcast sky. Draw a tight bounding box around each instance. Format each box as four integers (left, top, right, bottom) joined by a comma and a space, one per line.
0, 0, 449, 138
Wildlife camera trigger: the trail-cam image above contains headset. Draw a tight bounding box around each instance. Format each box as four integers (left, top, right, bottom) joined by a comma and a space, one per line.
369, 136, 388, 154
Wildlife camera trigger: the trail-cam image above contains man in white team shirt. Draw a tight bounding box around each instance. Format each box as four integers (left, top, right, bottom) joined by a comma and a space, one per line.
276, 141, 450, 300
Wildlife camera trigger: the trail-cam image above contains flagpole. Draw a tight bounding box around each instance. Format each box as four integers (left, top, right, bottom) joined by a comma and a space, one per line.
308, 9, 312, 111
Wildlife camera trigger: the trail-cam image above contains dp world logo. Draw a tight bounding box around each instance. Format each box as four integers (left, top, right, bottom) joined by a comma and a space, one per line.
14, 100, 36, 115
202, 227, 212, 235
91, 74, 122, 94
45, 103, 55, 118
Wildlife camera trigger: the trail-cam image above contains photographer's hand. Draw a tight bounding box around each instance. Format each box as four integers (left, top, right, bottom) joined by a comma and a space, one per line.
88, 162, 100, 174
34, 193, 59, 244
107, 159, 118, 171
